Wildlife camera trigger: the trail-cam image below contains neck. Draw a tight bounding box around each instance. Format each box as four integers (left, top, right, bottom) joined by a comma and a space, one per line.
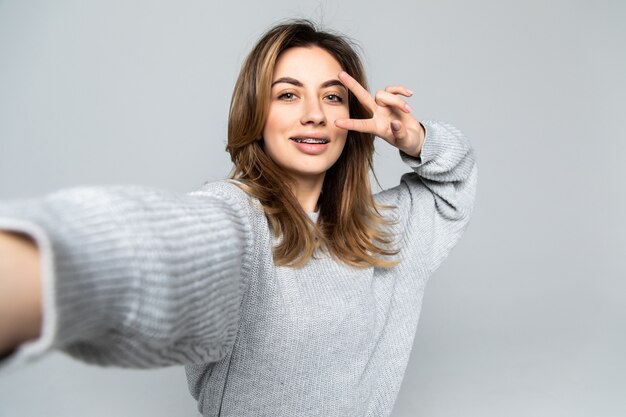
291, 174, 325, 213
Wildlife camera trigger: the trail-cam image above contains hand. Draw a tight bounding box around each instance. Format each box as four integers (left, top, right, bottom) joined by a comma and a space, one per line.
334, 71, 425, 157
0, 231, 42, 357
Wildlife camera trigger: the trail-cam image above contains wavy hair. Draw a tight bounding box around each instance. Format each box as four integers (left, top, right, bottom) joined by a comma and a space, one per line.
227, 19, 398, 268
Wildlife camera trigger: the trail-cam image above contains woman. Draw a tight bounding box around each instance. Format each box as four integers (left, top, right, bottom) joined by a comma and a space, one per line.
0, 20, 477, 416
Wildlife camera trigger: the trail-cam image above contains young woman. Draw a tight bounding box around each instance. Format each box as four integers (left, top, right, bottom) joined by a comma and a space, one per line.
0, 20, 477, 416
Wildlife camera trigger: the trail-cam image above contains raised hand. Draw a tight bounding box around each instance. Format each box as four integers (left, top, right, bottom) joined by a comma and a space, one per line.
334, 71, 425, 157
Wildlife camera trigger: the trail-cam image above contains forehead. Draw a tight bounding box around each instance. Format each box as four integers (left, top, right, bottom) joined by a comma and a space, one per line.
273, 46, 343, 80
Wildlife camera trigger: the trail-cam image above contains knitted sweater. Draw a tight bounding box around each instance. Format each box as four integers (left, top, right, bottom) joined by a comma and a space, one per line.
0, 120, 477, 416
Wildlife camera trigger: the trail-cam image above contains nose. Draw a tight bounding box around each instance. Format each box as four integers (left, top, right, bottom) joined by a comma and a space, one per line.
300, 97, 326, 126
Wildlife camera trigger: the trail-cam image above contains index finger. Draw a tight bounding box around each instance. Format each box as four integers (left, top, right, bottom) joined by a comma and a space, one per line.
338, 71, 376, 112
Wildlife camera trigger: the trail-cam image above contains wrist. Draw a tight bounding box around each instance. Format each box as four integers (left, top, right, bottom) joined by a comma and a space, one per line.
402, 122, 426, 158
0, 231, 42, 354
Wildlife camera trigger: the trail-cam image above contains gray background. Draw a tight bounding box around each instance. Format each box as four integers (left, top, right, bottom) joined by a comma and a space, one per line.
0, 0, 624, 416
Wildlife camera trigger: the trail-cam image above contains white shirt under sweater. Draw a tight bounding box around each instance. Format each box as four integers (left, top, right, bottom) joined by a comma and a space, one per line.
0, 120, 477, 416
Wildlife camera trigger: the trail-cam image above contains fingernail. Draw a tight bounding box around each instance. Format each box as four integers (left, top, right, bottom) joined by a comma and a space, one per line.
407, 89, 414, 96
391, 121, 401, 132
404, 104, 412, 113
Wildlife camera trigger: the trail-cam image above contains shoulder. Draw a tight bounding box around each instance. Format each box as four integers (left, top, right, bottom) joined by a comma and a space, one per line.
191, 179, 246, 198
190, 179, 266, 225
191, 180, 270, 279
190, 180, 255, 208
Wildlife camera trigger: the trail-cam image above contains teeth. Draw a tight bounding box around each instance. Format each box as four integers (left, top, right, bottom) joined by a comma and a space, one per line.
293, 137, 328, 144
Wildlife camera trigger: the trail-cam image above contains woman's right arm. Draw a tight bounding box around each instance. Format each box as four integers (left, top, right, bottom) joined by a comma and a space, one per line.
0, 231, 42, 358
0, 183, 252, 371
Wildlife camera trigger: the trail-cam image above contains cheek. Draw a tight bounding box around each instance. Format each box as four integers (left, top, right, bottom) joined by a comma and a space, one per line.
263, 110, 281, 137
330, 105, 349, 121
328, 107, 349, 137
332, 109, 349, 140
263, 105, 298, 141
261, 115, 286, 162
336, 130, 348, 147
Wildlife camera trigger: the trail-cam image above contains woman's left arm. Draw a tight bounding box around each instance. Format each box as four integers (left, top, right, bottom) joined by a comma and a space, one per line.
335, 72, 477, 274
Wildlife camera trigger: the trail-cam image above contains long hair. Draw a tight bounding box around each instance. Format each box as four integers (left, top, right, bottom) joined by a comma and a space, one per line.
227, 19, 398, 268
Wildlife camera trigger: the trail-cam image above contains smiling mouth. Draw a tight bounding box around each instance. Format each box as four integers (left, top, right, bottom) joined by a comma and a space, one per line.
291, 137, 329, 144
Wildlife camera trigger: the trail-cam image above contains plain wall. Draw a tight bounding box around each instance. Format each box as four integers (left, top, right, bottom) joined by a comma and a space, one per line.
0, 1, 624, 416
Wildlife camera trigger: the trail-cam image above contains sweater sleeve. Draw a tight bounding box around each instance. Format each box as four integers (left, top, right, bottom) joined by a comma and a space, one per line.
0, 182, 252, 372
375, 120, 478, 275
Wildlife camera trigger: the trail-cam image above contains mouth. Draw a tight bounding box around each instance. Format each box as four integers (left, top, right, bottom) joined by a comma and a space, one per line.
290, 137, 330, 144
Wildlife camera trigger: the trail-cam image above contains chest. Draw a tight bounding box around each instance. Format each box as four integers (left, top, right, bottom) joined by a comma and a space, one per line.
239, 254, 395, 352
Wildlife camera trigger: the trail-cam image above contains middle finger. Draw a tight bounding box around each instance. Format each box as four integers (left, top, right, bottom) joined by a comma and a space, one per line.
384, 85, 413, 97
375, 90, 412, 113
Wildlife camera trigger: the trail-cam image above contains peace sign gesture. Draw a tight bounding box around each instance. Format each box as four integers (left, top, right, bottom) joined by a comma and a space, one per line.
334, 71, 425, 158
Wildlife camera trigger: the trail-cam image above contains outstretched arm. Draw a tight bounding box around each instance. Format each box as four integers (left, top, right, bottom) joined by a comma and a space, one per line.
0, 231, 41, 357
0, 183, 252, 370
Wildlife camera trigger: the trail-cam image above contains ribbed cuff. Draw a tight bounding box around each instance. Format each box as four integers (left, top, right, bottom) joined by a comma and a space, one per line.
400, 120, 474, 181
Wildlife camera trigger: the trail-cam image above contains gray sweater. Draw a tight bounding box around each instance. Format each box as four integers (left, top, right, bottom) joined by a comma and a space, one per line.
0, 120, 477, 416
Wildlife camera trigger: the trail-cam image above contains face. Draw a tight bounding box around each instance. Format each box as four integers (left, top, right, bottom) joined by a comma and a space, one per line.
262, 46, 349, 187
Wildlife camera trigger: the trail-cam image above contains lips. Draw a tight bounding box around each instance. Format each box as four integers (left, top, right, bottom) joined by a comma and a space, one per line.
290, 135, 331, 155
290, 137, 330, 144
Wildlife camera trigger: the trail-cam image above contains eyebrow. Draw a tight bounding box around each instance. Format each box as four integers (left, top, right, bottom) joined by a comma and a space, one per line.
271, 77, 347, 91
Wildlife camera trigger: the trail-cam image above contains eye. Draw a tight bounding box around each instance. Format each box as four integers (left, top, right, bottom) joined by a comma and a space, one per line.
326, 94, 344, 103
278, 92, 297, 101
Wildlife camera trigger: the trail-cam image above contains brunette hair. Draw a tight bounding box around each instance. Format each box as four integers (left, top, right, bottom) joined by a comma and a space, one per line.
227, 19, 398, 268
